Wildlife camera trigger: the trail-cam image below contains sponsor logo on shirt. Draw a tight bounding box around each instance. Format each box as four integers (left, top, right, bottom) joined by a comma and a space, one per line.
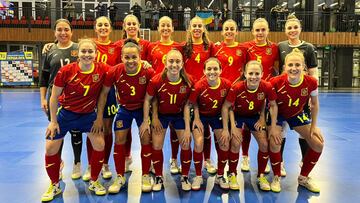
108, 47, 115, 55
116, 120, 123, 128
71, 50, 78, 57
180, 86, 187, 94
92, 74, 99, 82
257, 92, 265, 100
139, 76, 147, 84
301, 88, 308, 96
236, 49, 242, 56
266, 48, 272, 55
221, 89, 227, 97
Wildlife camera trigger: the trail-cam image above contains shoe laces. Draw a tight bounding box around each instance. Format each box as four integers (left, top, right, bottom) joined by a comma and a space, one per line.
155, 176, 163, 184
273, 176, 281, 182
258, 176, 268, 184
182, 176, 190, 184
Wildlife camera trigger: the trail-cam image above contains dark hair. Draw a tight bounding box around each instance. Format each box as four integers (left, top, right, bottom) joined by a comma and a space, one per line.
183, 16, 211, 58
204, 57, 221, 70
122, 38, 140, 54
54, 18, 72, 30
161, 49, 192, 87
94, 16, 112, 30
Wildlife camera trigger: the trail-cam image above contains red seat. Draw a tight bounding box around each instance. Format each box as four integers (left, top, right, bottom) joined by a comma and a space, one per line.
114, 21, 123, 29
4, 16, 11, 25
11, 16, 19, 26
43, 16, 50, 27
35, 16, 42, 27
19, 16, 27, 26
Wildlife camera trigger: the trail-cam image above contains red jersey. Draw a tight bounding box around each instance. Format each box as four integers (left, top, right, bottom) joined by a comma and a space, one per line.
147, 41, 183, 74
115, 38, 150, 60
269, 74, 318, 119
95, 40, 122, 66
147, 74, 192, 114
243, 40, 279, 81
226, 80, 277, 117
54, 62, 109, 113
184, 42, 214, 81
104, 63, 155, 110
213, 42, 247, 83
189, 77, 231, 116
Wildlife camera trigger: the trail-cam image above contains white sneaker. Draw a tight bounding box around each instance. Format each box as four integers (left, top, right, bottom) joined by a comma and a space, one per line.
71, 162, 81, 180
181, 176, 192, 191
281, 162, 287, 177
152, 176, 164, 191
191, 176, 203, 190
228, 173, 240, 190
241, 156, 250, 172
101, 164, 112, 179
82, 166, 91, 181
41, 183, 61, 202
204, 159, 217, 174
298, 175, 320, 193
215, 175, 229, 190
59, 160, 64, 180
170, 158, 180, 174
257, 174, 271, 191
108, 175, 126, 194
125, 156, 133, 172
271, 176, 281, 193
264, 164, 271, 174
142, 174, 153, 192
89, 179, 106, 195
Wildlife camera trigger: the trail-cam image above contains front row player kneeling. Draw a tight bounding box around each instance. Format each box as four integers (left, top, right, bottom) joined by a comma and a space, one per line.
42, 38, 110, 201
268, 48, 324, 193
94, 39, 155, 193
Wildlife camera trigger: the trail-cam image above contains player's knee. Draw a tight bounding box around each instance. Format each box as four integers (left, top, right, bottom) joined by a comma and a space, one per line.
259, 140, 268, 152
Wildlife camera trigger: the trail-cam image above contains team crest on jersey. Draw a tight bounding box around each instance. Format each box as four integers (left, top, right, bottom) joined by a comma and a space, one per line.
236, 49, 242, 56
266, 48, 272, 55
257, 92, 265, 100
92, 74, 99, 82
71, 50, 78, 57
220, 89, 227, 97
116, 120, 123, 128
108, 48, 115, 55
301, 88, 308, 96
179, 86, 187, 94
139, 76, 147, 84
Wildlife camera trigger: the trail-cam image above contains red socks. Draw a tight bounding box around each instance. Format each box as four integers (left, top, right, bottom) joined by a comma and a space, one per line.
152, 148, 164, 176
242, 128, 251, 156
113, 144, 126, 176
45, 153, 61, 184
141, 144, 152, 175
180, 149, 192, 176
203, 126, 211, 160
228, 150, 239, 175
90, 149, 104, 181
193, 150, 203, 176
104, 133, 113, 164
125, 130, 132, 158
86, 137, 93, 164
170, 127, 179, 159
269, 150, 282, 177
257, 150, 269, 175
300, 148, 322, 177
217, 148, 229, 175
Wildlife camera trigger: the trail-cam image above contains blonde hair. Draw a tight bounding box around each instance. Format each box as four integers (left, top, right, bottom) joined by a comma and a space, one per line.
161, 49, 192, 87
285, 14, 301, 29
94, 16, 112, 29
122, 14, 141, 39
285, 48, 305, 64
204, 57, 221, 70
222, 19, 238, 31
245, 60, 263, 72
184, 16, 211, 58
159, 16, 173, 27
252, 18, 269, 31
78, 38, 97, 51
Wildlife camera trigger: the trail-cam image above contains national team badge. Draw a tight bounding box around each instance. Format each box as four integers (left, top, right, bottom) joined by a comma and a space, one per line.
180, 86, 187, 94
71, 50, 78, 57
301, 88, 308, 96
92, 74, 99, 82
139, 76, 146, 84
266, 48, 272, 55
108, 47, 115, 55
257, 92, 265, 100
116, 120, 123, 128
236, 49, 242, 56
220, 89, 227, 97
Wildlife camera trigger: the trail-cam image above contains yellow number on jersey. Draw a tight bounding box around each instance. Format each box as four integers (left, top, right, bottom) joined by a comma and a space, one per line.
97, 53, 108, 63
297, 113, 309, 123
130, 86, 136, 96
288, 98, 300, 107
169, 93, 177, 104
249, 101, 254, 110
83, 85, 90, 96
228, 56, 233, 66
212, 100, 218, 108
195, 53, 201, 63
256, 55, 262, 63
162, 54, 167, 64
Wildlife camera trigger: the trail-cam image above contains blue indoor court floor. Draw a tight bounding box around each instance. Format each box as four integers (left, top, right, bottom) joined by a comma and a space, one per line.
0, 88, 360, 203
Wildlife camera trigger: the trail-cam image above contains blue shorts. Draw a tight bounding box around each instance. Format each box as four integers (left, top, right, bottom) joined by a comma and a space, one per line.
159, 113, 185, 130
103, 86, 118, 118
46, 108, 96, 140
276, 112, 311, 130
200, 114, 223, 130
114, 107, 143, 131
235, 114, 260, 131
